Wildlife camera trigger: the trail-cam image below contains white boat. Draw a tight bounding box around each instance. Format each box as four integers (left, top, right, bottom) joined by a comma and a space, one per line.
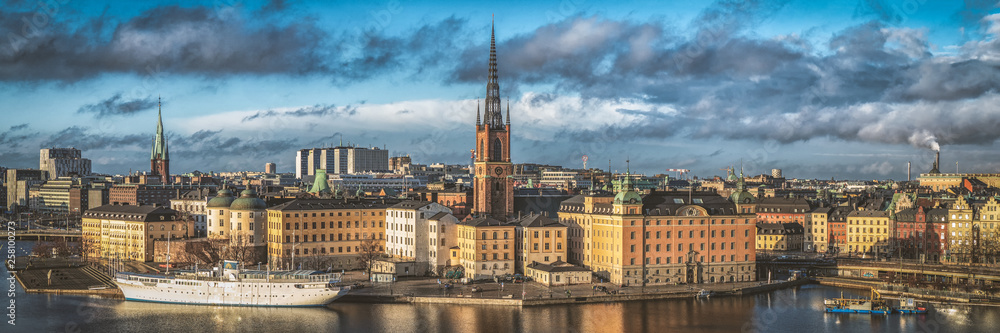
696, 289, 712, 298
113, 261, 348, 307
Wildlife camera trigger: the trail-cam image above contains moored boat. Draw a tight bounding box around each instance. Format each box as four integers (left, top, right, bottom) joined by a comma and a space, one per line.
113, 260, 348, 307
823, 288, 893, 314
896, 298, 929, 314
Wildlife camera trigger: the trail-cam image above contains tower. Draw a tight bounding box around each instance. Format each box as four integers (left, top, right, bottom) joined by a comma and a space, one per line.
473, 20, 513, 221
150, 97, 170, 181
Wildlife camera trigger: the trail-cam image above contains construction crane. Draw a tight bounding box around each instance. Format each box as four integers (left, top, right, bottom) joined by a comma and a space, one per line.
665, 168, 690, 179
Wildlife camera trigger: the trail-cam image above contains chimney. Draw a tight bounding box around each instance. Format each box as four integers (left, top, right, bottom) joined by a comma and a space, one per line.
934, 150, 941, 170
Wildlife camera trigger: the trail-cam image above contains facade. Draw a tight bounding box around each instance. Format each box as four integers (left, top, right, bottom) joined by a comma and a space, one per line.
756, 197, 811, 224
539, 170, 591, 189
265, 162, 276, 174
456, 216, 516, 279
150, 101, 170, 180
472, 23, 514, 221
35, 177, 76, 214
846, 210, 891, 255
559, 174, 757, 286
826, 206, 853, 253
412, 186, 473, 220
895, 206, 949, 262
81, 204, 194, 262
265, 199, 392, 270
39, 148, 91, 178
525, 261, 592, 287
109, 184, 216, 206
4, 169, 47, 213
755, 222, 804, 251
514, 214, 568, 273
805, 207, 830, 252
295, 146, 390, 179
384, 201, 458, 275
169, 188, 214, 237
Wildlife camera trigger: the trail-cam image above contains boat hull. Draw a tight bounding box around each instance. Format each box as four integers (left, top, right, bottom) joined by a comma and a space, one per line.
115, 276, 348, 307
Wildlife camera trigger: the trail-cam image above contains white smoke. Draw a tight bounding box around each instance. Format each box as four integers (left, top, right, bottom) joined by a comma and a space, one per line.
908, 130, 939, 151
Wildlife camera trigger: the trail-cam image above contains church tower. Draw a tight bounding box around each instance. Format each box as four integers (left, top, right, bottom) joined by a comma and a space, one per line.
473, 21, 513, 221
150, 97, 170, 181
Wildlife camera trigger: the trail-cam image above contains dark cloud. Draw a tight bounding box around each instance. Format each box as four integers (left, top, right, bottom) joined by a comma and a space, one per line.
76, 93, 157, 118
241, 104, 358, 122
0, 4, 330, 81
40, 126, 148, 150
0, 123, 37, 148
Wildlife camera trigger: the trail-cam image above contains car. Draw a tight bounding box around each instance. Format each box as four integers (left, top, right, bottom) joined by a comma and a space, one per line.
471, 286, 482, 292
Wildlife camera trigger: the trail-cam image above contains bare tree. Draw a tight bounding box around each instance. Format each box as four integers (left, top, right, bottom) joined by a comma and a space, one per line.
358, 233, 381, 277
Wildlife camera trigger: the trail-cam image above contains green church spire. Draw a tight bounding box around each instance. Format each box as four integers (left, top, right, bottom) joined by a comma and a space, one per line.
151, 96, 168, 160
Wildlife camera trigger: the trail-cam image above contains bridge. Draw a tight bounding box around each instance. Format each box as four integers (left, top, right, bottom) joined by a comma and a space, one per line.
10, 229, 82, 241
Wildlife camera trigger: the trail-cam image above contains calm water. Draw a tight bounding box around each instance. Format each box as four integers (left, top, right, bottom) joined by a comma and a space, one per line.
4, 242, 999, 333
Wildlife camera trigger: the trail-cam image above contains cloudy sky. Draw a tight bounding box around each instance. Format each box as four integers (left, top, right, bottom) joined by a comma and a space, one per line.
1, 0, 999, 180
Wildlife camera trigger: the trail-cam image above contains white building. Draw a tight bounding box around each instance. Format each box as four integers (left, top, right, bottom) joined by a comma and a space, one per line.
295, 146, 390, 179
540, 170, 591, 189
169, 188, 214, 237
385, 201, 457, 275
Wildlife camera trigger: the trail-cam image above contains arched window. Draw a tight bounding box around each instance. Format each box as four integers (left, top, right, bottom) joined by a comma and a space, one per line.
492, 138, 503, 161
482, 232, 487, 240
493, 232, 498, 239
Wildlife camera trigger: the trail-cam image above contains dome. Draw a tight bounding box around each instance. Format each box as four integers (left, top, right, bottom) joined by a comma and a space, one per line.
730, 191, 756, 204
230, 189, 267, 211
613, 190, 643, 205
207, 189, 236, 208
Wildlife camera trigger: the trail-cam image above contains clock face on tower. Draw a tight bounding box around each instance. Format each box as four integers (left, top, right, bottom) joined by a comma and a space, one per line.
494, 166, 504, 176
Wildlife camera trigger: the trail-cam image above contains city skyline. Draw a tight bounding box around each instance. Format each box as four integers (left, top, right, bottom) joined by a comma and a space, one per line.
2, 1, 1000, 180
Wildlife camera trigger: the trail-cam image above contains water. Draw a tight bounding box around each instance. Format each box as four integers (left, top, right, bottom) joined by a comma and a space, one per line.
4, 241, 999, 333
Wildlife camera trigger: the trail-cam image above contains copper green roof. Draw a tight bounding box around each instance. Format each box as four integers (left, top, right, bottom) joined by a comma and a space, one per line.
207, 189, 235, 208
151, 99, 168, 161
309, 169, 331, 193
231, 189, 267, 210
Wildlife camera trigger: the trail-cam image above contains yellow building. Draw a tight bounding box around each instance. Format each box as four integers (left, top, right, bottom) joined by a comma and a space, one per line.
81, 204, 194, 262
514, 214, 568, 273
949, 196, 978, 263
559, 184, 757, 286
456, 216, 516, 279
805, 208, 829, 252
266, 198, 390, 270
755, 222, 804, 251
846, 210, 891, 255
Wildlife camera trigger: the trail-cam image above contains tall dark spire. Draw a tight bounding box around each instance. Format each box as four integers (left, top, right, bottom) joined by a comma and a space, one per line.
484, 19, 503, 128
476, 99, 481, 125
506, 98, 510, 126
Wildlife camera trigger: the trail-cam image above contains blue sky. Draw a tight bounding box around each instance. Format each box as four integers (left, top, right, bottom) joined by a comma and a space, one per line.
1, 0, 999, 180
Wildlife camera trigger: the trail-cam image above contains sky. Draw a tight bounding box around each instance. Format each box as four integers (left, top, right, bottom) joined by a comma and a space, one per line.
1, 0, 999, 180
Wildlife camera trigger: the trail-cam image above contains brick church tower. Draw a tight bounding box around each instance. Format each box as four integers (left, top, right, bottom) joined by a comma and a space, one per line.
150, 97, 170, 181
473, 22, 513, 221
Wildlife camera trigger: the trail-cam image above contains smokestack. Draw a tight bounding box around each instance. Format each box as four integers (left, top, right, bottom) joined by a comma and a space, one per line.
935, 151, 940, 172
907, 161, 911, 181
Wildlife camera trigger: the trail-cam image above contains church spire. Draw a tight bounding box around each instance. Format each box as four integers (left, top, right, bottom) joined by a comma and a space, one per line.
484, 18, 503, 128
506, 98, 510, 126
151, 96, 168, 161
476, 99, 481, 126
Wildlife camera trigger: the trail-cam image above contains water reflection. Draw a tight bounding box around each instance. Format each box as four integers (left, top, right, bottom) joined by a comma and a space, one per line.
6, 245, 1000, 333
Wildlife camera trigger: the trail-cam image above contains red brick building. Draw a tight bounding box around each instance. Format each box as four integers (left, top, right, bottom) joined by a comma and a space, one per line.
109, 184, 216, 206
473, 24, 513, 221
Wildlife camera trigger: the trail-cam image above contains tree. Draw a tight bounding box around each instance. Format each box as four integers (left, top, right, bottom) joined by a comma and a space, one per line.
358, 233, 381, 277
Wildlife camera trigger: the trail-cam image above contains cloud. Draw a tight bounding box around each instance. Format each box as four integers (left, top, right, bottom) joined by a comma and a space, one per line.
0, 4, 330, 81
0, 123, 37, 148
241, 104, 358, 122
76, 93, 158, 118
40, 126, 148, 151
